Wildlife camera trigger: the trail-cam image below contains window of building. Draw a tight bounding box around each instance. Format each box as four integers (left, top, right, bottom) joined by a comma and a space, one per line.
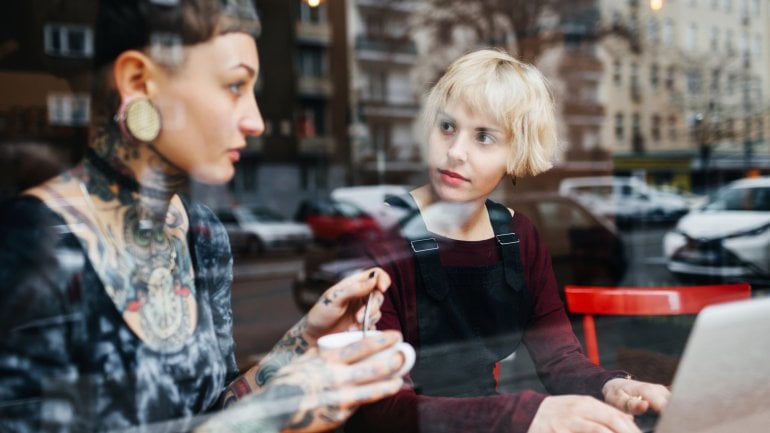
613, 59, 622, 85
723, 0, 733, 11
754, 34, 762, 56
668, 115, 678, 141
727, 73, 737, 93
686, 70, 702, 95
297, 47, 325, 78
726, 29, 735, 54
615, 112, 625, 142
650, 63, 659, 88
725, 117, 735, 137
651, 114, 661, 141
46, 92, 90, 126
662, 19, 674, 46
44, 24, 93, 58
368, 69, 388, 102
711, 68, 721, 94
739, 0, 750, 19
686, 22, 698, 51
665, 65, 676, 90
752, 0, 761, 14
740, 31, 749, 55
647, 18, 659, 45
710, 0, 719, 9
710, 27, 719, 51
630, 62, 639, 97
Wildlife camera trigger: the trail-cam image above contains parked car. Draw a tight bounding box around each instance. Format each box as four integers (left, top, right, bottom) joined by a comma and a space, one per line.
663, 176, 770, 284
331, 184, 412, 231
294, 197, 382, 244
216, 206, 313, 255
292, 192, 626, 311
559, 176, 690, 226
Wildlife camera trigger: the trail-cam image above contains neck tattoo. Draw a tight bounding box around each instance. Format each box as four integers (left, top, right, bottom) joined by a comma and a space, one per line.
85, 147, 174, 201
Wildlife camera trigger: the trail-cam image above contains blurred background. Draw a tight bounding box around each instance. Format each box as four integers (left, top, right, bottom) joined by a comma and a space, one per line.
1, 0, 769, 388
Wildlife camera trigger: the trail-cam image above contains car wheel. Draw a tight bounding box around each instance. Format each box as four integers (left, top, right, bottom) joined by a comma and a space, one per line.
247, 236, 264, 255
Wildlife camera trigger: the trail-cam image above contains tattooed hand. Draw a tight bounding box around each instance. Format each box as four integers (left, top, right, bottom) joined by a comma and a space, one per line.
304, 267, 391, 341
203, 333, 405, 433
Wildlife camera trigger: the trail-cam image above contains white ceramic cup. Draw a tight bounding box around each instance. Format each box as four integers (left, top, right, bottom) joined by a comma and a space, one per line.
318, 330, 416, 378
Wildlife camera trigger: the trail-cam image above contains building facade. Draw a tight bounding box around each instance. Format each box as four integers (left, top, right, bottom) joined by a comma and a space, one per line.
597, 0, 770, 190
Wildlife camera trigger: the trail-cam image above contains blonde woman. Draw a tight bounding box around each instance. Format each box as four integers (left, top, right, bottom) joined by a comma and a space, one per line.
346, 49, 670, 433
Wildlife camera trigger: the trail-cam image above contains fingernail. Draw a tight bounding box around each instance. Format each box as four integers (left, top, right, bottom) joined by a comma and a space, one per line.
369, 271, 376, 279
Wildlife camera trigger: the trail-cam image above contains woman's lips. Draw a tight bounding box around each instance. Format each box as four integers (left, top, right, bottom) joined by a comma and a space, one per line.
227, 149, 241, 162
439, 169, 468, 185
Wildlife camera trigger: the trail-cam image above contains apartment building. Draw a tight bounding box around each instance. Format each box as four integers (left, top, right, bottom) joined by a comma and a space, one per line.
597, 0, 770, 188
346, 0, 423, 185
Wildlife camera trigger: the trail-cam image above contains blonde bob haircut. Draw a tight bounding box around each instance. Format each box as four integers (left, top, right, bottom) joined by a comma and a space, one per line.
417, 49, 559, 177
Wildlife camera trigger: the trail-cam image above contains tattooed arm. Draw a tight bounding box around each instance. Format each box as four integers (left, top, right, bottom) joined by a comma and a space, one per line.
223, 267, 390, 398
203, 332, 405, 433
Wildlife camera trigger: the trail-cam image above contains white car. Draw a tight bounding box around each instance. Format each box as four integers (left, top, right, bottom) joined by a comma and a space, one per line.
331, 184, 411, 230
663, 177, 770, 283
216, 206, 313, 255
559, 176, 691, 226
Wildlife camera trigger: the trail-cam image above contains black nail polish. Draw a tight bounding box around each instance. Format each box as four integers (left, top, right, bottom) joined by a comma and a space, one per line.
369, 271, 376, 279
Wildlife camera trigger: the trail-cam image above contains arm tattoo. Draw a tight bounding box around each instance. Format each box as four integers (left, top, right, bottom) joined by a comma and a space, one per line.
254, 318, 310, 386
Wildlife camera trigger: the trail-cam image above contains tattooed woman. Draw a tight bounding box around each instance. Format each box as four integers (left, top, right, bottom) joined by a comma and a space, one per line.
0, 1, 408, 432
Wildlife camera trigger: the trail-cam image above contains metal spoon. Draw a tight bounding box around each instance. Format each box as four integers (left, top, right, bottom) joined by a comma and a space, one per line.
362, 291, 374, 337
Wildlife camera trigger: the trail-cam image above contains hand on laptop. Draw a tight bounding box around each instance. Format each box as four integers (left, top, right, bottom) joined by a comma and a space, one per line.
602, 377, 671, 415
528, 395, 642, 433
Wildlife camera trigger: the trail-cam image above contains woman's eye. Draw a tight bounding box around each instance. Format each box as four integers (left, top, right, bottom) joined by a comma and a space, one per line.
439, 120, 455, 134
477, 132, 495, 144
228, 81, 246, 95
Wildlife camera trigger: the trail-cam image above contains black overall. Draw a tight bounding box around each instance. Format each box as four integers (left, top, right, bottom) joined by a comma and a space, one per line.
387, 195, 533, 397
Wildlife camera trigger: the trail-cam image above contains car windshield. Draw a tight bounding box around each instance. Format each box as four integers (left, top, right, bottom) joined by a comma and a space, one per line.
334, 201, 366, 217
237, 207, 287, 223
703, 186, 770, 212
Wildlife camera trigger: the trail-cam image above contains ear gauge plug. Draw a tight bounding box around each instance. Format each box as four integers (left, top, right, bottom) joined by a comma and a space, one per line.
117, 97, 162, 143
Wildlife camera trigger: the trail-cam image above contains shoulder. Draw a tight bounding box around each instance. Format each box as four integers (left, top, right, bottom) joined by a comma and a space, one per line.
0, 196, 82, 333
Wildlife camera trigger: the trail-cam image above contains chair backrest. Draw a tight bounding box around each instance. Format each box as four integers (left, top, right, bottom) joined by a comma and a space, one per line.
564, 283, 752, 365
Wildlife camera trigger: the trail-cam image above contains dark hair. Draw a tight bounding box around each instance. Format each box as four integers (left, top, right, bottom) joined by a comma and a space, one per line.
91, 0, 260, 116
93, 0, 261, 71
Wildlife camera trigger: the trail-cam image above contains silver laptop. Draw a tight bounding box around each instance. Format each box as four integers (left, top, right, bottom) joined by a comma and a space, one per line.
646, 296, 770, 433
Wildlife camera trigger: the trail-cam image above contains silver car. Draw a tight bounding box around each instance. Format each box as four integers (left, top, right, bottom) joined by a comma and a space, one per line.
663, 177, 770, 283
216, 206, 313, 255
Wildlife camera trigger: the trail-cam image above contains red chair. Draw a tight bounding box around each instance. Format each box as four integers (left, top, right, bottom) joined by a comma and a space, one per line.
564, 283, 751, 365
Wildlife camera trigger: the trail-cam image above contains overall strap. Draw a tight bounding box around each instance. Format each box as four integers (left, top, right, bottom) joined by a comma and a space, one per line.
485, 200, 526, 292
385, 194, 451, 300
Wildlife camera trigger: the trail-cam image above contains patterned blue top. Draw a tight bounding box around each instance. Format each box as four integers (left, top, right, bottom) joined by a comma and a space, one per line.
0, 196, 239, 432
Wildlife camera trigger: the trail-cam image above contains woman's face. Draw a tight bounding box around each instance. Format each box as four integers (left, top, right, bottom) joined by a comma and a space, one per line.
427, 97, 511, 203
151, 32, 263, 185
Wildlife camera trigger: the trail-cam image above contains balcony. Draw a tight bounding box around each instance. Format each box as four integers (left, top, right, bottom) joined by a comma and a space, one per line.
298, 75, 333, 97
298, 136, 335, 155
296, 21, 331, 45
354, 35, 417, 64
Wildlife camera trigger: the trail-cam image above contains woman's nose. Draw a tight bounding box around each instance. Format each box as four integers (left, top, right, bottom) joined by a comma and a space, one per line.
240, 101, 265, 137
446, 133, 468, 162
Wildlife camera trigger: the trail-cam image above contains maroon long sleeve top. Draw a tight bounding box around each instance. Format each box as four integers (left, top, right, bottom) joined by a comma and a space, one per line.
345, 211, 625, 433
